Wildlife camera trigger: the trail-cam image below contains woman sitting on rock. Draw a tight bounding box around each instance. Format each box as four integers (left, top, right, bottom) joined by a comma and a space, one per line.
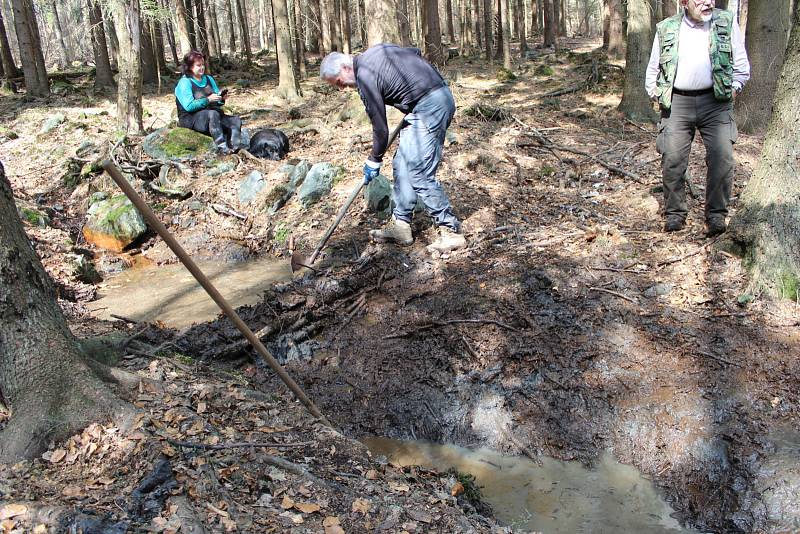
174, 50, 242, 155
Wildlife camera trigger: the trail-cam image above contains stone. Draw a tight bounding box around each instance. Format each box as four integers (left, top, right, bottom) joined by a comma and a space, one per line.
83, 194, 147, 252
265, 161, 310, 215
238, 170, 266, 205
364, 174, 392, 218
644, 283, 674, 297
288, 160, 311, 187
70, 254, 102, 284
40, 113, 66, 134
445, 130, 458, 146
206, 161, 236, 177
297, 163, 341, 207
17, 206, 50, 227
142, 127, 216, 162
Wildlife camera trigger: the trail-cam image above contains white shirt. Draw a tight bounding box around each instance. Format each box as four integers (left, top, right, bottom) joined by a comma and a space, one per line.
645, 15, 750, 98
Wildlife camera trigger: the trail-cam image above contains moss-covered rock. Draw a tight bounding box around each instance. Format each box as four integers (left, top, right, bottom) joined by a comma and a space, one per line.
83, 194, 147, 251
535, 64, 555, 77
496, 68, 517, 82
142, 127, 217, 162
17, 206, 50, 227
297, 163, 342, 207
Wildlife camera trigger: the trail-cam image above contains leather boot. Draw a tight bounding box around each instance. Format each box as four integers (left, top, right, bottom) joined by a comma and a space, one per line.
369, 217, 413, 246
427, 226, 467, 253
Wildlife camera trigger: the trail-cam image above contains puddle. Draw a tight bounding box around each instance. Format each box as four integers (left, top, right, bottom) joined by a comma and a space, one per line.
364, 438, 695, 533
88, 257, 292, 329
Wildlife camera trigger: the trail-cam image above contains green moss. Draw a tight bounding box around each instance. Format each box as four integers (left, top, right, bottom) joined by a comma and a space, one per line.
535, 64, 555, 76
496, 67, 517, 82
273, 224, 290, 245
19, 207, 49, 227
539, 164, 556, 177
161, 127, 214, 158
463, 104, 510, 121
264, 184, 290, 207
447, 469, 485, 506
331, 167, 348, 186
778, 269, 799, 301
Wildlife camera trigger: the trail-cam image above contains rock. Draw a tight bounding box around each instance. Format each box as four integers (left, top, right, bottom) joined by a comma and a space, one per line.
534, 64, 555, 76
288, 160, 311, 187
445, 130, 458, 146
17, 206, 50, 227
40, 113, 66, 134
70, 254, 103, 284
265, 161, 310, 214
297, 163, 341, 207
206, 161, 236, 177
83, 194, 147, 252
496, 67, 517, 82
644, 283, 674, 297
364, 174, 392, 218
142, 127, 216, 162
238, 170, 266, 205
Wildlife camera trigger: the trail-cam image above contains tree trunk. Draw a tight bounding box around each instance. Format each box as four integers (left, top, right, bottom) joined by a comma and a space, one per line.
272, 0, 300, 99
184, 0, 197, 48
89, 0, 115, 88
398, 0, 413, 45
460, 0, 473, 53
235, 0, 252, 59
330, 0, 342, 50
194, 0, 211, 60
618, 0, 655, 121
551, 0, 560, 36
663, 0, 677, 17
483, 0, 492, 58
423, 0, 443, 63
517, 0, 527, 52
209, 0, 222, 54
174, 0, 193, 54
738, 0, 748, 33
0, 5, 20, 77
359, 0, 368, 45
224, 0, 236, 52
365, 0, 400, 45
319, 0, 332, 51
141, 18, 158, 83
726, 0, 800, 299
50, 0, 71, 67
104, 10, 120, 68
543, 0, 555, 46
165, 15, 180, 65
342, 0, 352, 52
110, 0, 143, 134
258, 0, 266, 49
153, 18, 167, 75
559, 0, 566, 34
0, 165, 130, 463
308, 0, 321, 52
735, 0, 793, 133
9, 0, 48, 96
474, 0, 482, 47
500, 0, 511, 67
446, 0, 455, 42
604, 0, 623, 58
293, 0, 306, 77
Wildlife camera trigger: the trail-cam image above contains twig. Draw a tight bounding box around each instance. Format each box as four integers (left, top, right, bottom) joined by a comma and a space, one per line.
657, 239, 717, 268
254, 452, 330, 488
168, 439, 314, 450
588, 286, 638, 304
384, 319, 521, 339
695, 350, 743, 368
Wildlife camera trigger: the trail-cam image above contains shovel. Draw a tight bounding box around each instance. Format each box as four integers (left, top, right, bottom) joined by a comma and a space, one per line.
291, 118, 406, 272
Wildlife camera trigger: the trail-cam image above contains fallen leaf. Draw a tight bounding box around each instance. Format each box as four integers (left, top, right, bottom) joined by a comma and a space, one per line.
205, 503, 229, 518
197, 401, 207, 414
222, 517, 237, 532
408, 509, 433, 523
365, 469, 378, 480
0, 504, 27, 520
388, 481, 411, 493
98, 477, 115, 485
161, 444, 177, 458
62, 485, 83, 498
294, 502, 320, 514
1, 519, 16, 532
325, 526, 345, 534
49, 449, 67, 464
281, 495, 295, 510
352, 498, 370, 514
323, 516, 341, 527
451, 481, 464, 496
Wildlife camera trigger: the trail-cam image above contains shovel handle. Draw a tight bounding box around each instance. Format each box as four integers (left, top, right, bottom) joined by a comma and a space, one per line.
306, 117, 406, 265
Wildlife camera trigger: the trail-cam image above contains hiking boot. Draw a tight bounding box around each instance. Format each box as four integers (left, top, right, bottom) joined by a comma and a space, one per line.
427, 226, 467, 253
369, 217, 413, 246
706, 217, 727, 237
664, 216, 686, 232
217, 143, 233, 156
230, 129, 242, 152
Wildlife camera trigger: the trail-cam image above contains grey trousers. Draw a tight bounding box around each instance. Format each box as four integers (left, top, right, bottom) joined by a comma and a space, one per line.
392, 85, 460, 231
656, 92, 738, 221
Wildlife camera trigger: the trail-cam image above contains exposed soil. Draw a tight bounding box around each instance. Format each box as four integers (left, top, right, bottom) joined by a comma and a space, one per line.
1, 39, 798, 533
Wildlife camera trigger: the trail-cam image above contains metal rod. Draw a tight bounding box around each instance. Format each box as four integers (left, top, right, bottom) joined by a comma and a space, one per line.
101, 160, 333, 428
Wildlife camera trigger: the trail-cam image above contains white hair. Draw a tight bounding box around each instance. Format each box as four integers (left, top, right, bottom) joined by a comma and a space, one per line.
320, 52, 353, 80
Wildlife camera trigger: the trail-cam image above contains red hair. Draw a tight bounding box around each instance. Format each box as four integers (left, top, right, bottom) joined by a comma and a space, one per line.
181, 50, 206, 77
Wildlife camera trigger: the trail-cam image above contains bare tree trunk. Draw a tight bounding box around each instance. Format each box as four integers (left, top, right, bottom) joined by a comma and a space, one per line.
365, 0, 401, 45
342, 0, 352, 52
104, 10, 120, 68
331, 0, 343, 50
516, 0, 527, 52
200, 0, 218, 56
500, 0, 511, 67
307, 0, 321, 52
174, 0, 193, 54
483, 0, 492, 58
110, 0, 143, 133
184, 0, 197, 47
272, 0, 300, 99
0, 164, 129, 463
460, 0, 473, 53
224, 0, 236, 52
141, 18, 158, 83
543, 0, 556, 46
727, 0, 800, 299
50, 0, 71, 67
446, 0, 455, 42
398, 0, 413, 45
422, 0, 443, 63
194, 0, 211, 61
551, 0, 560, 36
473, 0, 482, 47
359, 0, 368, 45
89, 0, 115, 88
164, 14, 180, 64
559, 0, 566, 35
258, 0, 266, 49
319, 0, 332, 51
735, 0, 793, 133
663, 0, 677, 17
0, 6, 20, 77
292, 0, 306, 77
604, 0, 623, 58
236, 0, 252, 59
209, 0, 222, 53
9, 0, 48, 96
618, 0, 655, 121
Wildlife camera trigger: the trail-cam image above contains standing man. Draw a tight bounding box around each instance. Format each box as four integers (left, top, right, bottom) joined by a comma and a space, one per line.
320, 44, 466, 253
645, 0, 750, 236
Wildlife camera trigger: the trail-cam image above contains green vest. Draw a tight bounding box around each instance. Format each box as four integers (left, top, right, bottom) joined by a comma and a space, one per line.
655, 9, 735, 110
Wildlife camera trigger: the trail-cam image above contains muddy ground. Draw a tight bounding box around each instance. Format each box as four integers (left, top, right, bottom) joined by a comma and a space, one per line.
2, 39, 799, 533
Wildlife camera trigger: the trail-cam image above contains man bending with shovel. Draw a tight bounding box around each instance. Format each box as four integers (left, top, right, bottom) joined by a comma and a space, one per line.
320, 44, 466, 253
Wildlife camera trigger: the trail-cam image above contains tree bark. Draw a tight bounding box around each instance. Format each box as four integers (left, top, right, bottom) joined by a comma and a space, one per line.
342, 0, 352, 52
483, 0, 492, 58
9, 0, 48, 96
500, 0, 511, 67
618, 0, 656, 121
0, 4, 20, 77
88, 0, 115, 88
663, 0, 677, 17
224, 0, 236, 52
726, 0, 800, 299
141, 18, 158, 83
517, 0, 527, 52
104, 10, 120, 68
184, 0, 197, 48
209, 0, 222, 54
603, 0, 623, 58
473, 0, 482, 47
365, 0, 401, 45
330, 0, 343, 50
735, 0, 793, 133
460, 0, 473, 53
359, 0, 368, 45
319, 0, 332, 51
235, 0, 252, 60
559, 0, 566, 34
423, 0, 443, 63
110, 0, 143, 134
272, 0, 300, 99
50, 0, 71, 67
552, 0, 559, 36
0, 163, 129, 463
194, 0, 211, 61
543, 0, 556, 46
398, 0, 413, 45
293, 0, 306, 77
446, 0, 455, 42
174, 0, 193, 55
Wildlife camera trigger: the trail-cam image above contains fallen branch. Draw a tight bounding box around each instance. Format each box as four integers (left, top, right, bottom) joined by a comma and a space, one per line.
588, 286, 638, 304
254, 452, 330, 488
168, 439, 314, 450
695, 350, 743, 368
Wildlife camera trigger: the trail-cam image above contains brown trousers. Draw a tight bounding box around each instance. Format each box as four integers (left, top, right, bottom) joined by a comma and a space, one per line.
656, 92, 738, 222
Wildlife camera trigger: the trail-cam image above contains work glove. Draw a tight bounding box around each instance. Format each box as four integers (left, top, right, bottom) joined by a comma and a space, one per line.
363, 161, 381, 185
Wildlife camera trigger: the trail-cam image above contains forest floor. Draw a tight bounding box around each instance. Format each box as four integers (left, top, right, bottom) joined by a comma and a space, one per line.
1, 38, 799, 533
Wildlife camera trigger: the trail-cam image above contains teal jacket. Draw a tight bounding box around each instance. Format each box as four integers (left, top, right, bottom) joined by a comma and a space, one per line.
174, 75, 222, 113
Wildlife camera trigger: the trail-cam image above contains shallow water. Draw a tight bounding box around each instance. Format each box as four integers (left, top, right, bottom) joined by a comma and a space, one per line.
88, 257, 292, 329
364, 437, 695, 533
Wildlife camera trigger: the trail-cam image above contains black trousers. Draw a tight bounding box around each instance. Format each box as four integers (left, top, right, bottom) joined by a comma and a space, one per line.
181, 109, 242, 148
656, 92, 738, 222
